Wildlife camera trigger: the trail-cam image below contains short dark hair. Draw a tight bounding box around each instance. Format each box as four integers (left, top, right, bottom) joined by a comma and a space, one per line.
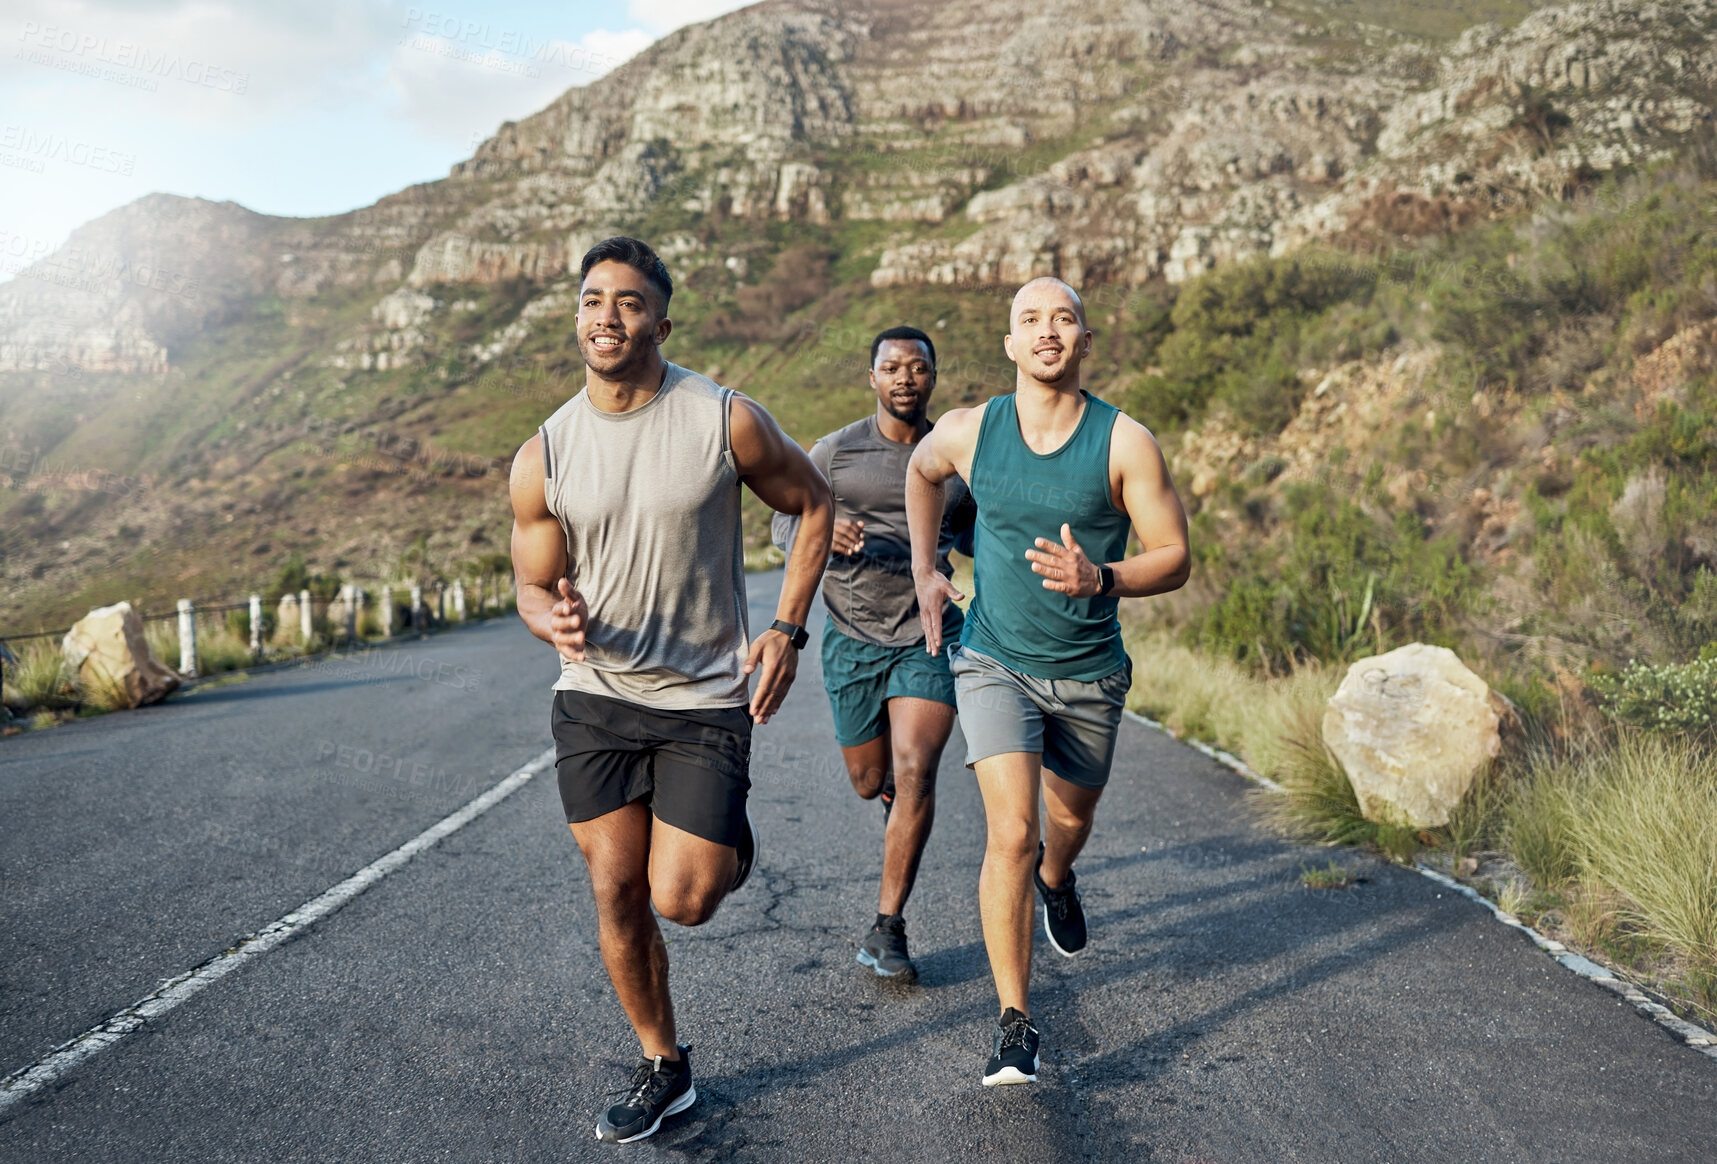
870, 325, 936, 369
580, 237, 673, 314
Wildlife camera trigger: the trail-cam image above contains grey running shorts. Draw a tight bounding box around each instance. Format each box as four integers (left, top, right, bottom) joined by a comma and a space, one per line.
551, 689, 752, 847
949, 644, 1133, 789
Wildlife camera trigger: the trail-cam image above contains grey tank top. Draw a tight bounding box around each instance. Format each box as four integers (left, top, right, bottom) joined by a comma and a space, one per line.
541, 362, 749, 708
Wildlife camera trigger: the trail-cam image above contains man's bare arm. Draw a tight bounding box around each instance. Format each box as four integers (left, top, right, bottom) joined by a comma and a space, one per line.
1025, 415, 1190, 599
906, 405, 982, 655
508, 433, 588, 661
729, 395, 834, 723
1108, 419, 1191, 597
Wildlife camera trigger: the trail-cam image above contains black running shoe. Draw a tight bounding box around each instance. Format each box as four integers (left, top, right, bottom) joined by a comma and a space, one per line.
594, 1046, 696, 1144
1035, 842, 1087, 957
983, 1008, 1039, 1086
731, 806, 756, 892
856, 915, 917, 982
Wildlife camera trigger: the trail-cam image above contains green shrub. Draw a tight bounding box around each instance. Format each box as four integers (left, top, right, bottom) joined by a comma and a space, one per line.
1139, 251, 1380, 433
1590, 654, 1717, 737
1191, 484, 1475, 672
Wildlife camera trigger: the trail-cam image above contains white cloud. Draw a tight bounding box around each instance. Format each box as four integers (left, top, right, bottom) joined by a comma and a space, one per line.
7, 0, 400, 126
0, 0, 672, 277
625, 0, 754, 35
384, 26, 652, 146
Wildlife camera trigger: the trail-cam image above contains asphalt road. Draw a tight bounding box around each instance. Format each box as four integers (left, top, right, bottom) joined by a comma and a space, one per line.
1, 572, 1713, 1162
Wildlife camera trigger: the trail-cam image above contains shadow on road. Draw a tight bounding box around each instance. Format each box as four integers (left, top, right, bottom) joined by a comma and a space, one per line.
644, 840, 1437, 1162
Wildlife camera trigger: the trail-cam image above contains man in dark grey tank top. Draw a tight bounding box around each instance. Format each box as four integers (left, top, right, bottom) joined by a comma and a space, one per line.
510, 238, 832, 1143
906, 277, 1191, 1088
771, 326, 975, 986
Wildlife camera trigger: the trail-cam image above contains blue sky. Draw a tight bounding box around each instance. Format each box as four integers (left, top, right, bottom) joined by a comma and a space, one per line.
0, 0, 751, 276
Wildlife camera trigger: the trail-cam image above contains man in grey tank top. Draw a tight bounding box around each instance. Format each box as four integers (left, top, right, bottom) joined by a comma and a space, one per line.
771, 326, 976, 986
509, 238, 833, 1143
905, 277, 1191, 1087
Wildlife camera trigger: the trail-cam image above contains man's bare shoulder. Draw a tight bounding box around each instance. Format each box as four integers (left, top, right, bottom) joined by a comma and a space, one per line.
928, 400, 989, 450
726, 391, 779, 452
511, 432, 544, 483
509, 432, 551, 518
1110, 409, 1167, 462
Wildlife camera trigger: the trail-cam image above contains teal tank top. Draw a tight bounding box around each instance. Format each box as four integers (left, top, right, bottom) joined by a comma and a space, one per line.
961, 391, 1131, 681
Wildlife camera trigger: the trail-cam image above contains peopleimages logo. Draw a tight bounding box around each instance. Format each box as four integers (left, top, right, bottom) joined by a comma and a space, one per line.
15, 21, 250, 93
400, 9, 626, 77
0, 125, 136, 175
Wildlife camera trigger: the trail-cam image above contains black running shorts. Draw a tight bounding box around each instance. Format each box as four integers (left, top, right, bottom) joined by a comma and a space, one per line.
551, 689, 753, 848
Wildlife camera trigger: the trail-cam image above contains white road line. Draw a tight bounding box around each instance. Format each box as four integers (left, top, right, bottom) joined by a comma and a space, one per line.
0, 745, 558, 1116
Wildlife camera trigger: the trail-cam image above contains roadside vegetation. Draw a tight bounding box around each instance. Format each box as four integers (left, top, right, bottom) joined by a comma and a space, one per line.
1119, 146, 1717, 1026
2, 554, 518, 734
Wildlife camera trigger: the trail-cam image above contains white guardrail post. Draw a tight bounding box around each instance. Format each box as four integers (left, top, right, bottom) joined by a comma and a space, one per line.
249, 594, 262, 656
177, 599, 198, 678
299, 588, 312, 644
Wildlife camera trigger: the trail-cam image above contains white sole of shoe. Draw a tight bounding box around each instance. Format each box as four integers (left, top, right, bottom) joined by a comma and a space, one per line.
1043, 902, 1084, 958
594, 1085, 697, 1144
982, 1062, 1038, 1086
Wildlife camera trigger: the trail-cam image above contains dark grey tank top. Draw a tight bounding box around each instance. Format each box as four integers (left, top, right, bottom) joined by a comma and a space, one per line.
541, 363, 749, 708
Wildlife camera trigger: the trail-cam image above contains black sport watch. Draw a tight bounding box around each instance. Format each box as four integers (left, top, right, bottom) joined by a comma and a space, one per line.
769, 619, 809, 649
1097, 564, 1116, 597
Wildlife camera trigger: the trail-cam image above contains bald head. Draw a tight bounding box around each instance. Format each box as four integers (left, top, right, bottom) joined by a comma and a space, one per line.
1010, 277, 1085, 328
1003, 276, 1093, 389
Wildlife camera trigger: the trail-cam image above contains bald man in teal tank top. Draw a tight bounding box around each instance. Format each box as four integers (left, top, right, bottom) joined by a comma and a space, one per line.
905, 277, 1191, 1087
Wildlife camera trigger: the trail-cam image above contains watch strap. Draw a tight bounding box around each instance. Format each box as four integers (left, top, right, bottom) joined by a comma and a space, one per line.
769, 619, 809, 649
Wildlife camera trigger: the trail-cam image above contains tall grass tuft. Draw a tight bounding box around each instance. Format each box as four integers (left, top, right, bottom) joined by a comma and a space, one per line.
1503, 751, 1580, 887
1258, 710, 1422, 862
143, 619, 179, 668
1564, 734, 1717, 979
195, 618, 255, 673
77, 660, 135, 713
2, 640, 76, 711
1444, 763, 1504, 866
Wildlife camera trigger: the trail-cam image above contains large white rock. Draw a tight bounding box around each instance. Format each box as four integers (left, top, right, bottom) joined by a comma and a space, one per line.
1322, 643, 1514, 829
61, 602, 180, 709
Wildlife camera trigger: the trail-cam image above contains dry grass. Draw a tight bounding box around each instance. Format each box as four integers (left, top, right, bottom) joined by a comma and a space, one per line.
1561, 735, 1717, 985
194, 619, 255, 673
1124, 632, 1339, 783
1502, 752, 1579, 886
143, 619, 180, 668
2, 640, 76, 711
77, 660, 136, 713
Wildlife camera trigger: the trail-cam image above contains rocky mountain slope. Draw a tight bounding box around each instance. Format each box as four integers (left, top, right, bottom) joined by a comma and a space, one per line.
2, 0, 1714, 646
